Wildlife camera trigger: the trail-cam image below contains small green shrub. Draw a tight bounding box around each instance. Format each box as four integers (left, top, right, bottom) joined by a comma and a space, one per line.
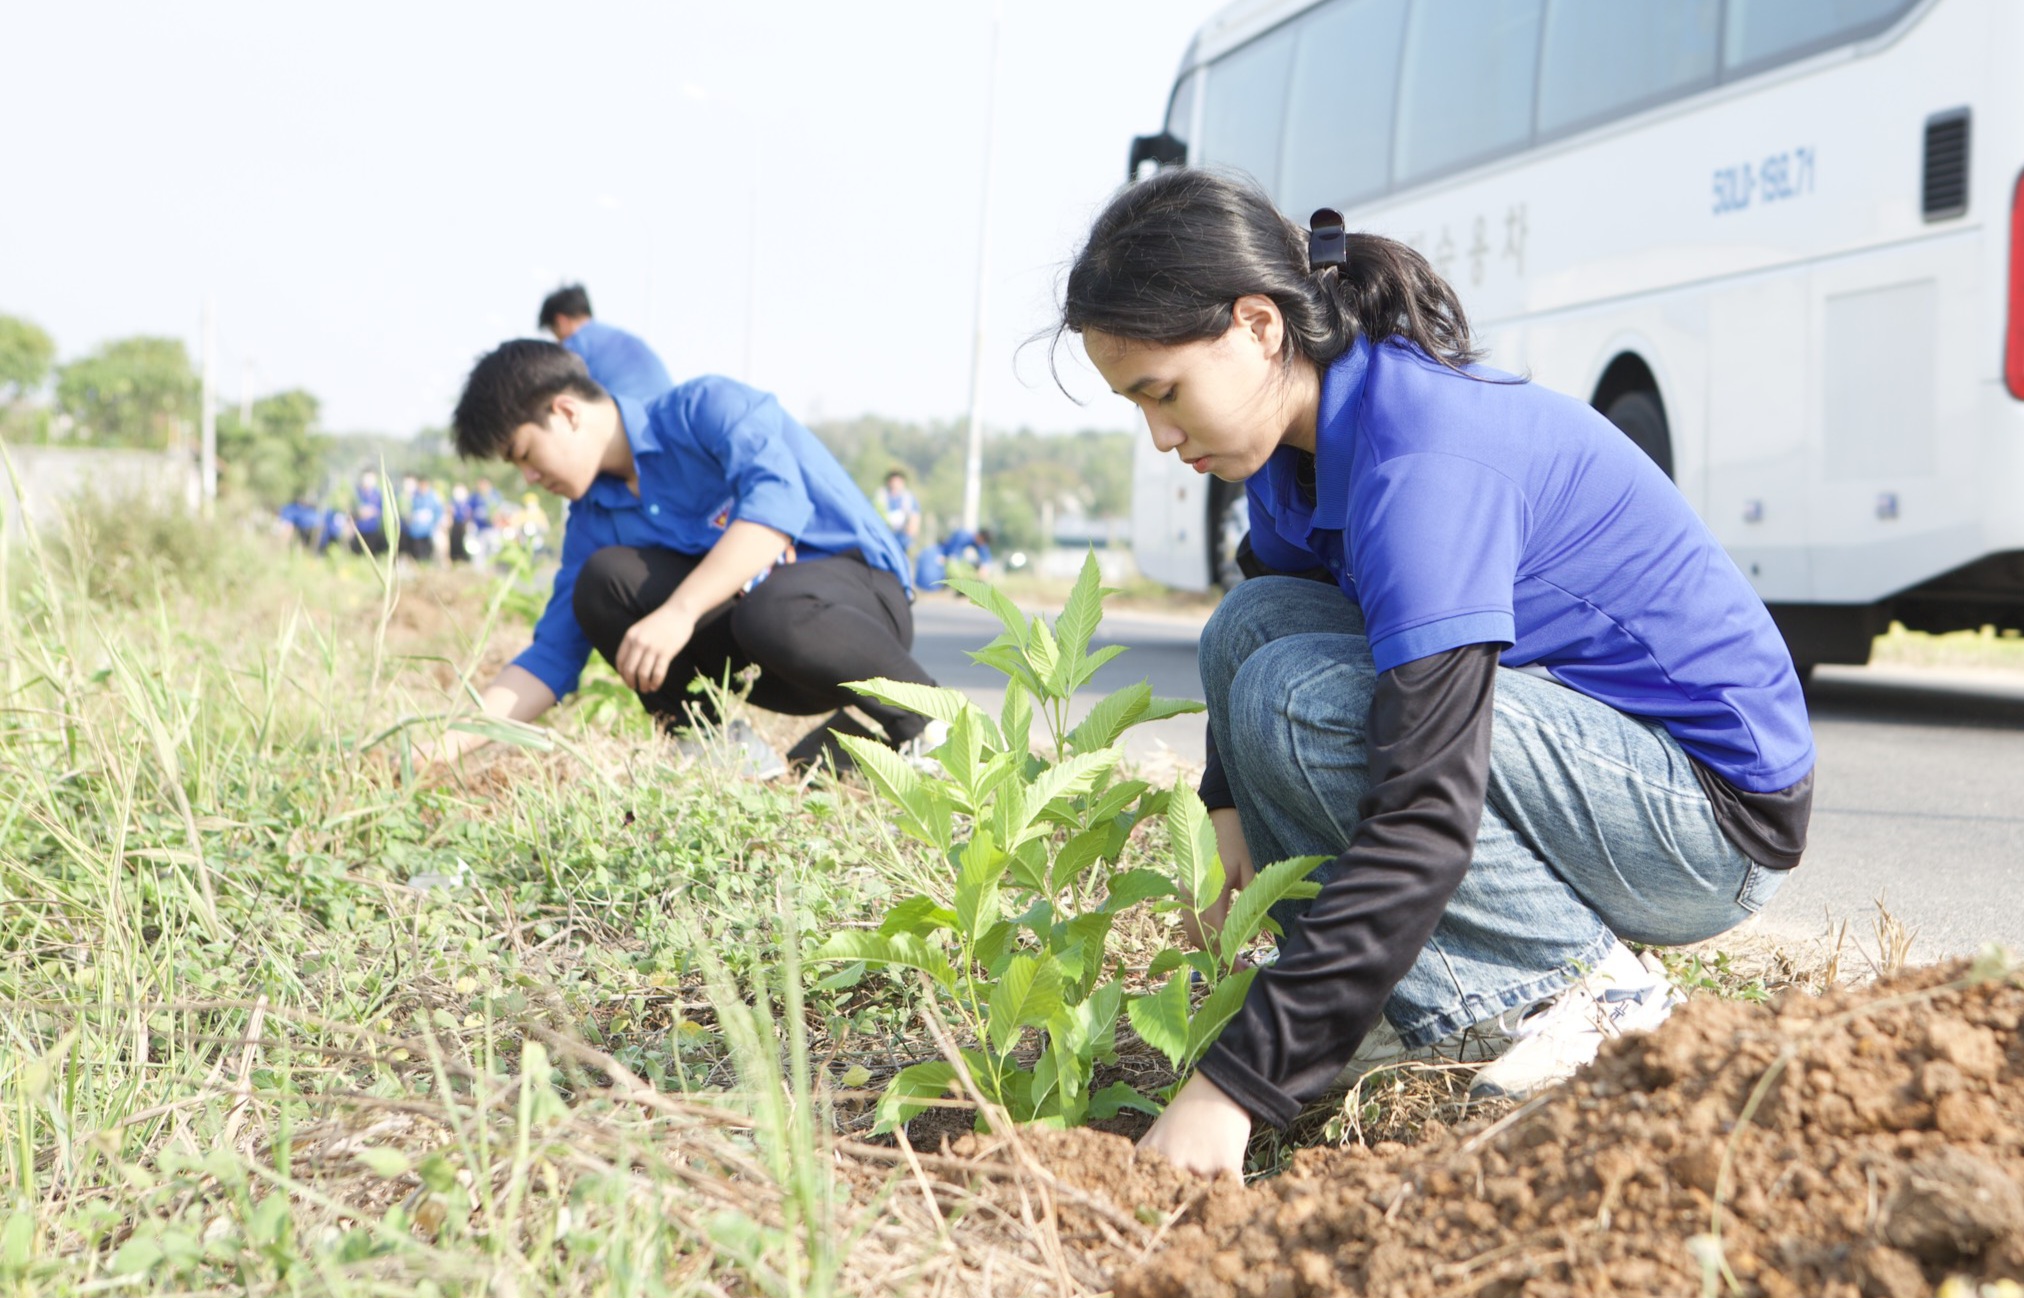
813, 553, 1320, 1131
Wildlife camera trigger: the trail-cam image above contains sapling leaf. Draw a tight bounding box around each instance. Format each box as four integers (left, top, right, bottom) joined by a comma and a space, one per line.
1008, 838, 1049, 893
1141, 695, 1208, 723
1051, 911, 1115, 990
1053, 550, 1108, 660
1165, 782, 1225, 914
1085, 778, 1152, 831
1146, 948, 1187, 981
1000, 681, 1033, 757
944, 575, 1029, 647
1051, 826, 1112, 894
837, 736, 949, 851
872, 1061, 958, 1134
1184, 967, 1258, 1065
811, 932, 956, 990
1102, 868, 1178, 913
1013, 749, 1122, 845
1218, 855, 1328, 969
954, 830, 1005, 940
1025, 615, 1062, 697
878, 895, 957, 938
1063, 680, 1151, 755
969, 642, 1048, 699
1126, 973, 1193, 1069
973, 919, 1017, 976
1073, 643, 1129, 690
844, 677, 976, 728
1074, 977, 1125, 1060
988, 953, 1065, 1054
1089, 1083, 1161, 1120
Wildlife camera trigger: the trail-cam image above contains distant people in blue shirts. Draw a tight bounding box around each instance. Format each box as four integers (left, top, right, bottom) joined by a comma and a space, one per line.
428, 340, 941, 779
350, 470, 389, 556
402, 478, 445, 562
875, 469, 922, 550
449, 483, 487, 563
277, 497, 322, 548
538, 284, 674, 403
914, 527, 992, 593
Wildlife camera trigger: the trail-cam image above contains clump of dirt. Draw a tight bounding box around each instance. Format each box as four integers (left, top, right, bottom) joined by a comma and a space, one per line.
1029, 960, 2024, 1298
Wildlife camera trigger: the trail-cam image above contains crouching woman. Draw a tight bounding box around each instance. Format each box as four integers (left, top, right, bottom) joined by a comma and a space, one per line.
1062, 170, 1813, 1177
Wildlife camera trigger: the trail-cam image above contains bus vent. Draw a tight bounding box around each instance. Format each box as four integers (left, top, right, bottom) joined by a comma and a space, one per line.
1923, 108, 1971, 221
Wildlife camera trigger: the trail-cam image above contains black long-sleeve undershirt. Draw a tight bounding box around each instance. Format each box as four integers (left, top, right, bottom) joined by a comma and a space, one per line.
1196, 643, 1502, 1129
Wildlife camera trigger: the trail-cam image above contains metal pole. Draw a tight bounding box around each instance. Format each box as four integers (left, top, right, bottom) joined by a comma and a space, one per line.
200, 295, 216, 515
959, 3, 1002, 535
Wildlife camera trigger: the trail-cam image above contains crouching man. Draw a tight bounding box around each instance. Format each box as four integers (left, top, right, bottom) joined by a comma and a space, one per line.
432, 340, 940, 775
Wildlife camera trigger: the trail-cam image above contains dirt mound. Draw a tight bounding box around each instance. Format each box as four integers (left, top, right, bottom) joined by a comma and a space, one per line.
1033, 960, 2024, 1298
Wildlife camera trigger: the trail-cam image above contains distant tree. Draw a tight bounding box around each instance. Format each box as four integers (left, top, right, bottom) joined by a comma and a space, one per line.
218, 388, 328, 506
0, 314, 56, 400
809, 415, 1133, 554
55, 337, 198, 449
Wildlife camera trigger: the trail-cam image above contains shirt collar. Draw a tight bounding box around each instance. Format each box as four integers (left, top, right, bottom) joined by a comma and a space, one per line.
1310, 335, 1371, 530
615, 393, 657, 457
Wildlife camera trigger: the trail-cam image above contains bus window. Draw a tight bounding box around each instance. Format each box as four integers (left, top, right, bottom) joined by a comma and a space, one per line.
1536, 0, 1719, 138
1280, 0, 1410, 217
1198, 21, 1297, 195
1394, 0, 1544, 187
1166, 66, 1199, 142
1722, 0, 1917, 75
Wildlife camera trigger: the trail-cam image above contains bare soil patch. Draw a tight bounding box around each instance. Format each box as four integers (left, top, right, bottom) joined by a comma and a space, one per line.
1007, 959, 2024, 1297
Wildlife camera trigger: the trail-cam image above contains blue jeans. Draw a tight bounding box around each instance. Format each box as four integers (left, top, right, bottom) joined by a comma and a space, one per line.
1203, 578, 1783, 1048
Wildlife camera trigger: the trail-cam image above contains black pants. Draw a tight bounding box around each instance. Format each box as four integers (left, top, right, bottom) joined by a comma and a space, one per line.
353, 527, 388, 557
399, 532, 433, 562
571, 545, 935, 741
449, 521, 471, 563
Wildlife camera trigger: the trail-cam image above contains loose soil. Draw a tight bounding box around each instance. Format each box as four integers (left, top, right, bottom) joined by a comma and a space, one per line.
1011, 959, 2024, 1297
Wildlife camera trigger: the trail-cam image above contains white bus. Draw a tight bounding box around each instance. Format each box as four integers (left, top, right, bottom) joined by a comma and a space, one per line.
1126, 0, 2024, 668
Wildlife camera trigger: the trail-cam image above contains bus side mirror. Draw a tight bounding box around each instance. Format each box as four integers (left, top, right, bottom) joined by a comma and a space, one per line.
1127, 131, 1187, 181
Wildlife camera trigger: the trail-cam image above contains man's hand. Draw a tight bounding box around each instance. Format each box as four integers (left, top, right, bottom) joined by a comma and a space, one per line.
1137, 1073, 1252, 1180
615, 602, 698, 694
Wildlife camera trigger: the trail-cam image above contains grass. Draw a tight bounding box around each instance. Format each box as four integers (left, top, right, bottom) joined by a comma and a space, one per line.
0, 495, 1903, 1295
0, 498, 1210, 1294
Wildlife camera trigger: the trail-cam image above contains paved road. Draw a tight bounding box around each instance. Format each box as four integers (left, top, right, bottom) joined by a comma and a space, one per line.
909, 596, 2024, 964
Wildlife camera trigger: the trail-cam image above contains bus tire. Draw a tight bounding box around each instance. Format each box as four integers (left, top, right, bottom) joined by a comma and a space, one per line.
1603, 389, 1674, 480
1208, 478, 1249, 592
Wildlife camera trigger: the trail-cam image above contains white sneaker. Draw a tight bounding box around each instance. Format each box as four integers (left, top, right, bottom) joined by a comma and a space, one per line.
673, 719, 788, 782
1330, 1013, 1516, 1087
1466, 942, 1682, 1101
898, 718, 951, 773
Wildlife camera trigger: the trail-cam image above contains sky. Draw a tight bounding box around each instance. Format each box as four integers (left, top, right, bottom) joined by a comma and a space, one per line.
0, 0, 1228, 438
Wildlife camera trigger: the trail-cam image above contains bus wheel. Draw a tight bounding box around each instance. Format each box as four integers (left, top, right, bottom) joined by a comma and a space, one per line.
1209, 478, 1249, 592
1603, 389, 1674, 480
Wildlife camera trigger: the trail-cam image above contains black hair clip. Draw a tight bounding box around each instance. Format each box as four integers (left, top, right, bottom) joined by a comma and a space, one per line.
1308, 208, 1347, 272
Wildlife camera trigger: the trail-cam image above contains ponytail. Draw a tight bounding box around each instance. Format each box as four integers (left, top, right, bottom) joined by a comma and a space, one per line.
1058, 169, 1482, 377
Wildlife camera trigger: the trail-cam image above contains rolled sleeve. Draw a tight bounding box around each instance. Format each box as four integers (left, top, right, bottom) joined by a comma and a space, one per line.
509, 505, 606, 699
713, 395, 815, 540
1351, 453, 1526, 674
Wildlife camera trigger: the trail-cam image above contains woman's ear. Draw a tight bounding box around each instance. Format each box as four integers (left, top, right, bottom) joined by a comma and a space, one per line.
1230, 293, 1285, 359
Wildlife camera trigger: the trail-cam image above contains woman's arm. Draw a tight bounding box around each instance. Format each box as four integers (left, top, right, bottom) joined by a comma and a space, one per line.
1140, 643, 1502, 1175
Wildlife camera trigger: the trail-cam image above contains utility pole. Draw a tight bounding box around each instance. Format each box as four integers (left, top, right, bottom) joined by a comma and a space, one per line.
200, 296, 217, 515
960, 2, 1002, 535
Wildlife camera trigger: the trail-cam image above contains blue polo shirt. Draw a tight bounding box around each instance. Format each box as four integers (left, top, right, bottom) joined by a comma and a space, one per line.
563, 320, 674, 402
1247, 337, 1813, 795
513, 377, 915, 699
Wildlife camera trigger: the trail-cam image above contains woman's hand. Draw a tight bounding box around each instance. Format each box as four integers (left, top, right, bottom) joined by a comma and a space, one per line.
1136, 1073, 1252, 1180
615, 603, 698, 694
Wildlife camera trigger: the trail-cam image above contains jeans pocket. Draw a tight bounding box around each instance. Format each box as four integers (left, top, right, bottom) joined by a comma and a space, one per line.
1733, 861, 1786, 915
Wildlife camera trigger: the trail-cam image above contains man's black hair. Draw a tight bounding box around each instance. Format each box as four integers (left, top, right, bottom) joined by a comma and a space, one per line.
452, 340, 607, 460
537, 284, 593, 332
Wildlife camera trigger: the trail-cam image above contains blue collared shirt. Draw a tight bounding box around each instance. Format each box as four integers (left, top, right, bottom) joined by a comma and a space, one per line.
512, 377, 915, 699
1245, 335, 1814, 794
563, 320, 675, 402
